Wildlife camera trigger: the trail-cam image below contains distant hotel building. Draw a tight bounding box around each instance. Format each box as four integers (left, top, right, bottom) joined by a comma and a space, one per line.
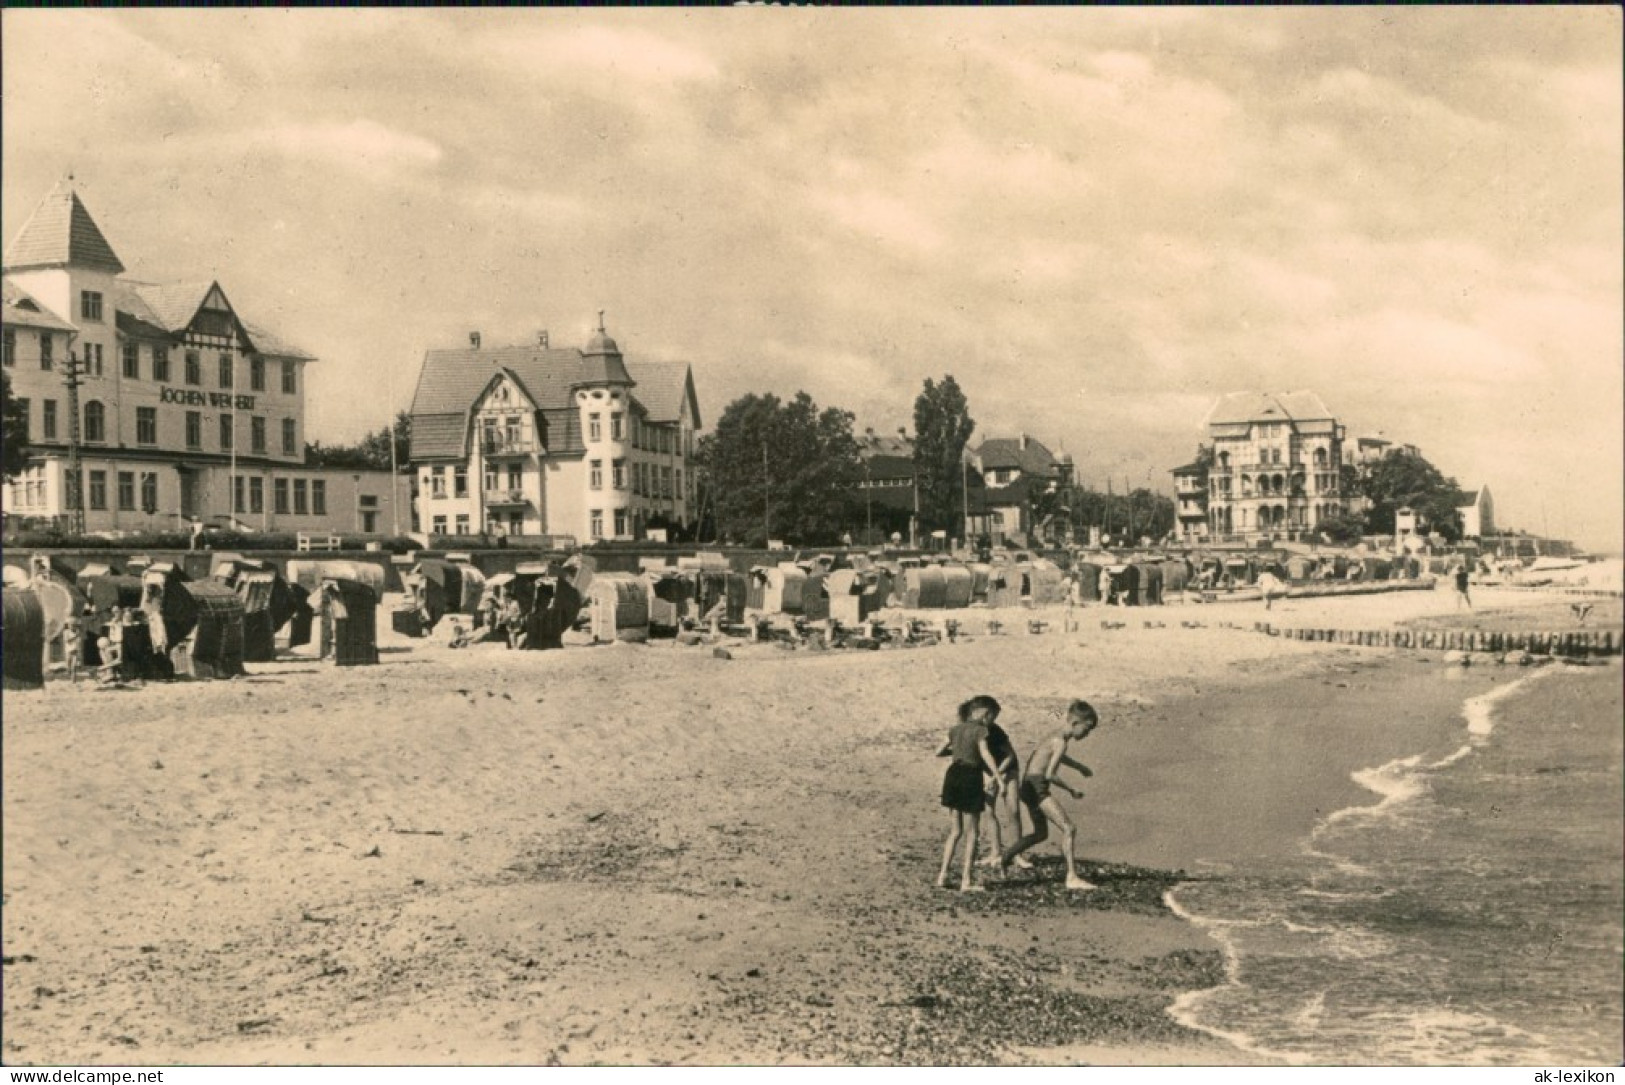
407, 319, 701, 542
1194, 392, 1348, 542
1, 179, 404, 535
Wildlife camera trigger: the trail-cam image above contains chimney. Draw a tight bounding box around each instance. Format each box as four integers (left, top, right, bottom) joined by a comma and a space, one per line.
469, 331, 481, 350
537, 330, 549, 348
1020, 432, 1029, 450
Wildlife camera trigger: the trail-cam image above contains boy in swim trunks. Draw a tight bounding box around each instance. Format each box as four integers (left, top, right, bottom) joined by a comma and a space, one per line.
1001, 699, 1100, 891
936, 695, 1005, 892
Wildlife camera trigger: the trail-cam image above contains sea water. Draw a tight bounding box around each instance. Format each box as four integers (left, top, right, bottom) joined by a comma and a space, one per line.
1165, 663, 1624, 1065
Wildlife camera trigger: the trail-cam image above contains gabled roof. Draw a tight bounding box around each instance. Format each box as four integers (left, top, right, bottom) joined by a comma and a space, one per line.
976, 436, 1058, 476
1, 279, 76, 332
631, 360, 700, 428
239, 320, 317, 362
131, 281, 217, 332
409, 340, 698, 461
858, 433, 914, 458
1205, 391, 1334, 427
3, 179, 125, 274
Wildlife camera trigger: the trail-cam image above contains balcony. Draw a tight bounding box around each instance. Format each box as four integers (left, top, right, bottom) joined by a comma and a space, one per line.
481, 433, 537, 457
485, 489, 528, 507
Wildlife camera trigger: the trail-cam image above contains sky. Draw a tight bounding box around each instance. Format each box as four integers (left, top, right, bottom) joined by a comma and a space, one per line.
3, 8, 1620, 551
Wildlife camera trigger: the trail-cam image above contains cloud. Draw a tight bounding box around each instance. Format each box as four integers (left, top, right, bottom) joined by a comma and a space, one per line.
251, 118, 443, 174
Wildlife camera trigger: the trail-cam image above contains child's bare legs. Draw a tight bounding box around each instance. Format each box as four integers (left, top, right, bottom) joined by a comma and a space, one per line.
1044, 798, 1095, 891
937, 810, 964, 888
960, 813, 983, 891
1001, 799, 1049, 869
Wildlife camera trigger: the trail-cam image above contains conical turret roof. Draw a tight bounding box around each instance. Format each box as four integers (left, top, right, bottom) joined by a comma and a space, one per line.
3, 177, 125, 274
578, 310, 633, 386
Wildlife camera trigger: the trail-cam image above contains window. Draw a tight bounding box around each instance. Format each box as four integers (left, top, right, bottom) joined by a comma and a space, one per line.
250, 357, 265, 392
250, 477, 264, 515
234, 477, 246, 514
219, 414, 234, 451
454, 514, 469, 535
612, 459, 626, 490
293, 479, 308, 514
589, 413, 601, 442
610, 413, 623, 441
281, 360, 296, 395
123, 342, 140, 379
590, 459, 603, 490
80, 290, 103, 321
281, 418, 296, 455
42, 399, 57, 439
2, 329, 14, 367
185, 411, 202, 449
274, 478, 289, 514
505, 464, 521, 490
40, 333, 53, 370
359, 495, 378, 509
312, 479, 326, 516
185, 351, 201, 385
675, 469, 683, 502
218, 353, 234, 389
431, 515, 447, 535
429, 466, 446, 497
84, 400, 106, 442
88, 470, 107, 510
483, 465, 498, 492
662, 465, 673, 499
86, 343, 102, 376
152, 346, 170, 382
453, 466, 468, 498
137, 407, 157, 445
141, 472, 158, 514
613, 509, 627, 538
251, 416, 266, 453
589, 509, 603, 539
13, 398, 27, 439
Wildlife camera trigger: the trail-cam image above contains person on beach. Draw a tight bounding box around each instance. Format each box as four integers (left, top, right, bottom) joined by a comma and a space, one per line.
1258, 569, 1284, 611
1454, 564, 1473, 610
936, 695, 1006, 892
937, 695, 1029, 873
62, 612, 84, 683
1001, 699, 1100, 891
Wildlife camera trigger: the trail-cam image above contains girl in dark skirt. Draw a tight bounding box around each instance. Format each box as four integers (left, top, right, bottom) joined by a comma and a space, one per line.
935, 695, 1005, 892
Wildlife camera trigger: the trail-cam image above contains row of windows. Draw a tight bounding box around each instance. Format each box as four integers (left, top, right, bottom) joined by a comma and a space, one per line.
2, 330, 298, 394
586, 459, 681, 498
67, 469, 161, 514
588, 508, 633, 539
583, 411, 683, 454
234, 476, 328, 516
14, 398, 297, 454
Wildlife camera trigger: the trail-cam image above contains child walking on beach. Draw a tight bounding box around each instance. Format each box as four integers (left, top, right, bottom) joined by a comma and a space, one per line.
1001, 699, 1100, 891
936, 695, 1006, 892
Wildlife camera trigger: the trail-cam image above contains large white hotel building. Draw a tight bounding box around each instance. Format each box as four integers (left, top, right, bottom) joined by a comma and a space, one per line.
2, 179, 404, 536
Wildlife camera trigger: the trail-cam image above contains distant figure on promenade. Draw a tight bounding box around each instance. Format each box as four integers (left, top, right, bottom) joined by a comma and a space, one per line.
1454, 564, 1473, 610
1001, 699, 1100, 892
936, 695, 1006, 893
1258, 570, 1284, 611
1098, 566, 1114, 607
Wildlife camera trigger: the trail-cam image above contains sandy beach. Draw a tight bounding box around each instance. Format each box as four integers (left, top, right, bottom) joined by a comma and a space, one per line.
3, 579, 1620, 1066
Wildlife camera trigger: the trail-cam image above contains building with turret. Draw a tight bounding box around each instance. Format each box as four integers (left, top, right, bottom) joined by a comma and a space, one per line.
1, 178, 404, 536
1198, 392, 1348, 542
407, 317, 702, 542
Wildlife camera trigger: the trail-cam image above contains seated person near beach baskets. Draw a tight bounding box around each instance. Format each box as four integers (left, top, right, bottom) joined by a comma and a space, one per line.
1001, 699, 1100, 891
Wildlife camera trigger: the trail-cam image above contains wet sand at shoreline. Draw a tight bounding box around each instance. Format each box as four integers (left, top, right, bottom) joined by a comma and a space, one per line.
2, 581, 1618, 1065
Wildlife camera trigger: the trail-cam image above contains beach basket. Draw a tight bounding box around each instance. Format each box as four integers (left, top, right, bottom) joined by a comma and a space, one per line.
904, 565, 947, 608
524, 577, 583, 651
164, 579, 246, 679
3, 588, 47, 690
589, 574, 649, 643
286, 560, 386, 598
941, 565, 974, 608
324, 579, 379, 667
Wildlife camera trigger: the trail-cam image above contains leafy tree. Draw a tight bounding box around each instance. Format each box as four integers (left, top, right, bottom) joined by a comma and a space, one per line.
1314, 510, 1367, 547
697, 392, 860, 546
1359, 450, 1463, 541
1, 370, 28, 482
912, 375, 976, 535
305, 411, 411, 471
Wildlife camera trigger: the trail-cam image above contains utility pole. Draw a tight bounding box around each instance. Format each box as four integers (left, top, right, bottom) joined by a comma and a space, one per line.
761, 432, 770, 546
58, 348, 85, 535
960, 446, 970, 552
